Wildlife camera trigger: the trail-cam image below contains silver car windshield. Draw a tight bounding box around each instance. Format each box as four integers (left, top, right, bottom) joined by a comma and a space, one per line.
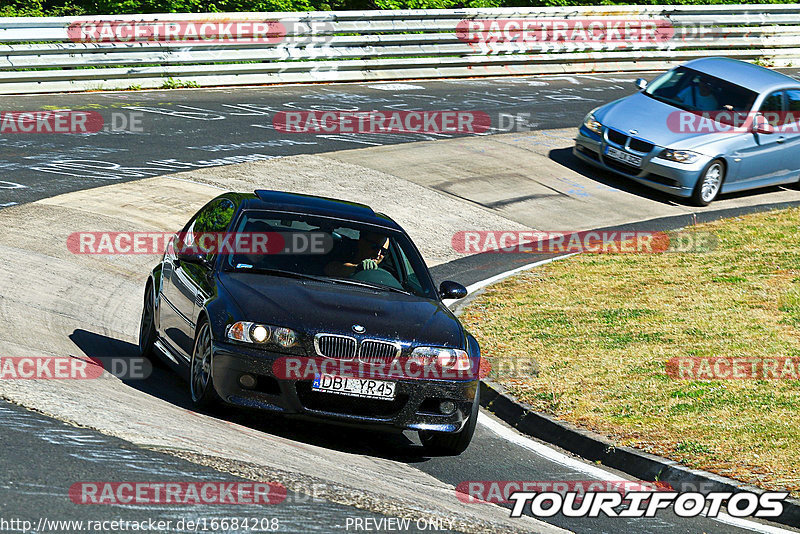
645, 66, 758, 115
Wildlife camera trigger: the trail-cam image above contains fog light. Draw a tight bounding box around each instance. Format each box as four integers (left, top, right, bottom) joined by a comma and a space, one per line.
440, 401, 456, 414
239, 374, 257, 389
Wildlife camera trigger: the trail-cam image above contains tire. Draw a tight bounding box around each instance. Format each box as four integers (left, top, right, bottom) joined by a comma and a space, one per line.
691, 159, 725, 206
420, 390, 479, 456
189, 318, 221, 410
138, 285, 157, 360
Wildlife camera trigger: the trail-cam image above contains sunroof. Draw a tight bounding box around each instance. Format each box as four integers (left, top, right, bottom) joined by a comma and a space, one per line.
253, 190, 375, 217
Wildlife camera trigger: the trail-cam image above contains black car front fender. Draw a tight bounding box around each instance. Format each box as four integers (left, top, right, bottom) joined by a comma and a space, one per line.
149, 263, 164, 296
202, 290, 241, 345
467, 333, 481, 383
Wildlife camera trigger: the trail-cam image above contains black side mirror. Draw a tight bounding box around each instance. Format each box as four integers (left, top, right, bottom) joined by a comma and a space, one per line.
176, 249, 209, 266
173, 232, 212, 267
439, 281, 468, 300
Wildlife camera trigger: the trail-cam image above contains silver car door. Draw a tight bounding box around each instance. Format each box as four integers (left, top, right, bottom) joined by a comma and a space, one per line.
779, 89, 800, 182
729, 91, 788, 187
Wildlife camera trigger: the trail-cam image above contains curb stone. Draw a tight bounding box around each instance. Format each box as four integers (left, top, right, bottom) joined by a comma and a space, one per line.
479, 380, 800, 529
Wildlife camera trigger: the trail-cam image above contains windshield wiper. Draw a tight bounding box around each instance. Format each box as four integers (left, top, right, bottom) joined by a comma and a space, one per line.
226, 266, 326, 282
327, 277, 412, 295
643, 91, 692, 112
227, 266, 413, 294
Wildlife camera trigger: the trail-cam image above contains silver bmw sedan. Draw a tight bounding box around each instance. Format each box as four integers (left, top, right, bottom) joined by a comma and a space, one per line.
574, 57, 800, 205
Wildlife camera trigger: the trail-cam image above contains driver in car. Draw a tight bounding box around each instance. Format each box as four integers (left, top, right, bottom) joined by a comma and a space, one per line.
677, 77, 719, 111
325, 231, 390, 278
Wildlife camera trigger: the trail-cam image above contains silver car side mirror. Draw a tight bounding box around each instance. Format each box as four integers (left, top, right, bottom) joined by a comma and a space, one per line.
752, 113, 775, 135
635, 78, 648, 91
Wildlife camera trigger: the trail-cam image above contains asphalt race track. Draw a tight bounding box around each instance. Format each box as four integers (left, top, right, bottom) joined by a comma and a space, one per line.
0, 401, 434, 533
2, 72, 800, 534
0, 73, 655, 207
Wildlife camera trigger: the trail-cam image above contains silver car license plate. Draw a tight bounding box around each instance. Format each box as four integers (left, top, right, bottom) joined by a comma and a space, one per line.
605, 146, 643, 167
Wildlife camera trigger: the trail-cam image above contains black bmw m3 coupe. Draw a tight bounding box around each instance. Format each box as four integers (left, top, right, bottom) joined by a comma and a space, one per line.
139, 190, 480, 455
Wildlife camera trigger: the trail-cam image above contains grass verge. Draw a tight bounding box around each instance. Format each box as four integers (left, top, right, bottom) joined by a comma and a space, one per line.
461, 207, 800, 496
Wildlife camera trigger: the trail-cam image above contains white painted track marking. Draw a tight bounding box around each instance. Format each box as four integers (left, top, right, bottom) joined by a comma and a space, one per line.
443, 254, 576, 308
464, 254, 577, 295
367, 83, 425, 91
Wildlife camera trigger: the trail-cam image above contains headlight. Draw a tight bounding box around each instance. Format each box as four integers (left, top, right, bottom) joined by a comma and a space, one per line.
409, 347, 471, 371
659, 149, 701, 164
273, 327, 297, 348
251, 325, 270, 343
582, 112, 603, 135
226, 321, 297, 347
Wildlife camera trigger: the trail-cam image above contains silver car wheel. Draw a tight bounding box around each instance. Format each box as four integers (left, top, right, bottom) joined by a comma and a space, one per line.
190, 323, 212, 402
700, 162, 723, 203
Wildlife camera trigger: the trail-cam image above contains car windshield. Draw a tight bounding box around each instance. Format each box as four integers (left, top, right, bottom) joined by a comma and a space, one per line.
645, 66, 758, 115
222, 210, 437, 300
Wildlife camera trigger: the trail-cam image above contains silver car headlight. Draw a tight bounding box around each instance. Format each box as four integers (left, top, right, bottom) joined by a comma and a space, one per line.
582, 112, 603, 135
227, 321, 298, 347
659, 149, 701, 164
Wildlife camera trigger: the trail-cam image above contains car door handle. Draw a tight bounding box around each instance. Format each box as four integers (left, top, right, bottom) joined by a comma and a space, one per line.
777, 136, 786, 144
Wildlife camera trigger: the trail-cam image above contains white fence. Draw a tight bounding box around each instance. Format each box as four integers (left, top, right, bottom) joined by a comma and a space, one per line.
1, 4, 799, 94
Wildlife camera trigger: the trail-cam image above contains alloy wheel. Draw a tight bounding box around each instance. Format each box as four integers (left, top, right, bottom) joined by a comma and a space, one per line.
190, 323, 212, 402
138, 290, 154, 354
700, 162, 723, 203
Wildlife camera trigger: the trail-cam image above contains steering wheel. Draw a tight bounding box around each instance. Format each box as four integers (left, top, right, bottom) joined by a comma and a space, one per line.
351, 267, 404, 290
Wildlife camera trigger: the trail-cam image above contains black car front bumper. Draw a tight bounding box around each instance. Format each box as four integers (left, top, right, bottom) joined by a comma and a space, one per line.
211, 340, 478, 433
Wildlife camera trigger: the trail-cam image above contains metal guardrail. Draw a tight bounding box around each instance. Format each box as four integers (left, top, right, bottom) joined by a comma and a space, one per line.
1, 5, 799, 94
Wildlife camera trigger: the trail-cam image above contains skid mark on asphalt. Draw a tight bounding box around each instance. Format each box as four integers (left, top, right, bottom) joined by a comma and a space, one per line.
0, 401, 409, 533
0, 403, 197, 477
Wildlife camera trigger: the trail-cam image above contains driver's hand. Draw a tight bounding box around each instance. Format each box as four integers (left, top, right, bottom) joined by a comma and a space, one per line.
360, 259, 378, 270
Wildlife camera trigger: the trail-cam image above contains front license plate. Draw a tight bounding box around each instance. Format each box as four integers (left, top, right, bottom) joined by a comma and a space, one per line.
605, 146, 643, 167
312, 374, 396, 400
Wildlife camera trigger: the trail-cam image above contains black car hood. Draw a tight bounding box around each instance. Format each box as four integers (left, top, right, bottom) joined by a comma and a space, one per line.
219, 272, 465, 348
